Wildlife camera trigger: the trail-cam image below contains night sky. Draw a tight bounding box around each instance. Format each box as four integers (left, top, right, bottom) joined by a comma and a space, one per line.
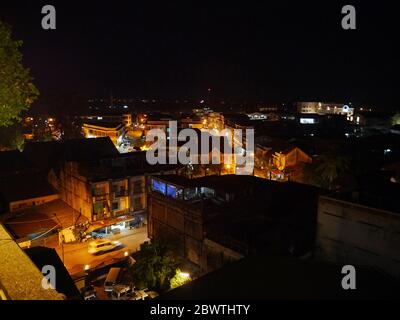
2, 1, 399, 109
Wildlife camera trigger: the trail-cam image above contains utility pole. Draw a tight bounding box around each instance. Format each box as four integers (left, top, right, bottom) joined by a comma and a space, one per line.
54, 213, 65, 265
60, 235, 65, 265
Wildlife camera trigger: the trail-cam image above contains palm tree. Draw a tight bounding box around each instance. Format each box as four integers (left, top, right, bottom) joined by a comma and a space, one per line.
392, 112, 400, 126
300, 162, 322, 187
315, 152, 350, 190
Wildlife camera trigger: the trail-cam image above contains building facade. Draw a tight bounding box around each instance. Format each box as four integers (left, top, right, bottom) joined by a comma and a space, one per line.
148, 175, 318, 272
315, 196, 400, 279
296, 102, 354, 121
83, 121, 126, 147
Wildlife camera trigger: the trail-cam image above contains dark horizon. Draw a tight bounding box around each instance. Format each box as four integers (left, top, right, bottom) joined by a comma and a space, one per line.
2, 1, 399, 111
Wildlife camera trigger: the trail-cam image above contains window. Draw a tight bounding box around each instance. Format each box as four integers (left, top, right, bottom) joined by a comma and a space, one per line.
94, 187, 106, 196
112, 201, 119, 211
133, 197, 143, 211
152, 179, 166, 195
93, 202, 104, 214
300, 118, 316, 124
132, 180, 143, 193
167, 184, 177, 198
184, 188, 197, 200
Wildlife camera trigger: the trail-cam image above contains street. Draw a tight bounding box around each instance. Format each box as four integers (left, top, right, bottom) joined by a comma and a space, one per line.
54, 226, 148, 276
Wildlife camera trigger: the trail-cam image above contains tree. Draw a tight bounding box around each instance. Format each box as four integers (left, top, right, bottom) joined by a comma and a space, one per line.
302, 151, 351, 191
170, 269, 192, 289
12, 130, 25, 151
58, 115, 84, 140
0, 21, 39, 127
0, 123, 25, 151
392, 112, 400, 126
301, 162, 322, 187
128, 241, 178, 292
316, 153, 350, 189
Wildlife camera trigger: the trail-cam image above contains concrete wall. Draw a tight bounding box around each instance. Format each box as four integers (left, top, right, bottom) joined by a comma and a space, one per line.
148, 192, 204, 266
55, 162, 93, 221
201, 238, 244, 272
316, 196, 400, 279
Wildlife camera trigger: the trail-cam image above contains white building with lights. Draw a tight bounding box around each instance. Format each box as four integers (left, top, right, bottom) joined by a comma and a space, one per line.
296, 102, 354, 121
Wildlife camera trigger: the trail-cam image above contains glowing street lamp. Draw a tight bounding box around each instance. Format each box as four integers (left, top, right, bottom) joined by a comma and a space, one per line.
179, 272, 190, 278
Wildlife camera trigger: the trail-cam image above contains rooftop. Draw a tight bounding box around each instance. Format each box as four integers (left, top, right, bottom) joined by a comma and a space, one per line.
151, 175, 319, 256
79, 152, 182, 182
0, 171, 58, 203
23, 137, 119, 173
25, 246, 81, 299
4, 199, 87, 239
256, 137, 296, 154
0, 224, 64, 300
160, 255, 399, 300
83, 120, 124, 129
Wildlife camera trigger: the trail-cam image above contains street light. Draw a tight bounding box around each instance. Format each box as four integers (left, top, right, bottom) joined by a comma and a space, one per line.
179, 272, 190, 278
84, 264, 90, 271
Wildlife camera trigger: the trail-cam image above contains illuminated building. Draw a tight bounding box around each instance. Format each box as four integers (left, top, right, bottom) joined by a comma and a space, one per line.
296, 102, 354, 121
82, 121, 126, 147
247, 112, 268, 120
255, 138, 312, 181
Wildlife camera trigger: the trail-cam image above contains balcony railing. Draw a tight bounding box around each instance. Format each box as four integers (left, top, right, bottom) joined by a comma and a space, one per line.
114, 190, 129, 198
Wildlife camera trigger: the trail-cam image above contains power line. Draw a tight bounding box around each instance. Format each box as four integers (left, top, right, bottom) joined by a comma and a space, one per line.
27, 224, 61, 242
4, 213, 76, 225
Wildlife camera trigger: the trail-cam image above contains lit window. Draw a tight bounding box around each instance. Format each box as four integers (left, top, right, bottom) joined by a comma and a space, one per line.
152, 179, 166, 195
300, 118, 316, 124
167, 184, 177, 198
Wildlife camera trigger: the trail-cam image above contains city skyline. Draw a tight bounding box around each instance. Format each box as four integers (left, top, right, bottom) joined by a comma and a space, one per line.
1, 1, 399, 110
1, 1, 400, 304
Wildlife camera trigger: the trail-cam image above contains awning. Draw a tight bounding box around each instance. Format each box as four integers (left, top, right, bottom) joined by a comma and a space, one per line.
86, 214, 136, 233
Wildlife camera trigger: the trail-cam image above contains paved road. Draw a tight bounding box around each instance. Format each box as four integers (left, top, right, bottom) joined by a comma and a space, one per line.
55, 227, 148, 275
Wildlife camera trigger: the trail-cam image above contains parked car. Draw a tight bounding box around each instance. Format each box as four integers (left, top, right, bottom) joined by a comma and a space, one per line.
81, 285, 97, 300
88, 239, 121, 255
143, 289, 159, 300
91, 231, 106, 239
111, 284, 134, 300
104, 267, 122, 292
111, 228, 121, 235
130, 290, 148, 300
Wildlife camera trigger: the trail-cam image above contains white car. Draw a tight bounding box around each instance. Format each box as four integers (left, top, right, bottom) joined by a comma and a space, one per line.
88, 239, 121, 255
